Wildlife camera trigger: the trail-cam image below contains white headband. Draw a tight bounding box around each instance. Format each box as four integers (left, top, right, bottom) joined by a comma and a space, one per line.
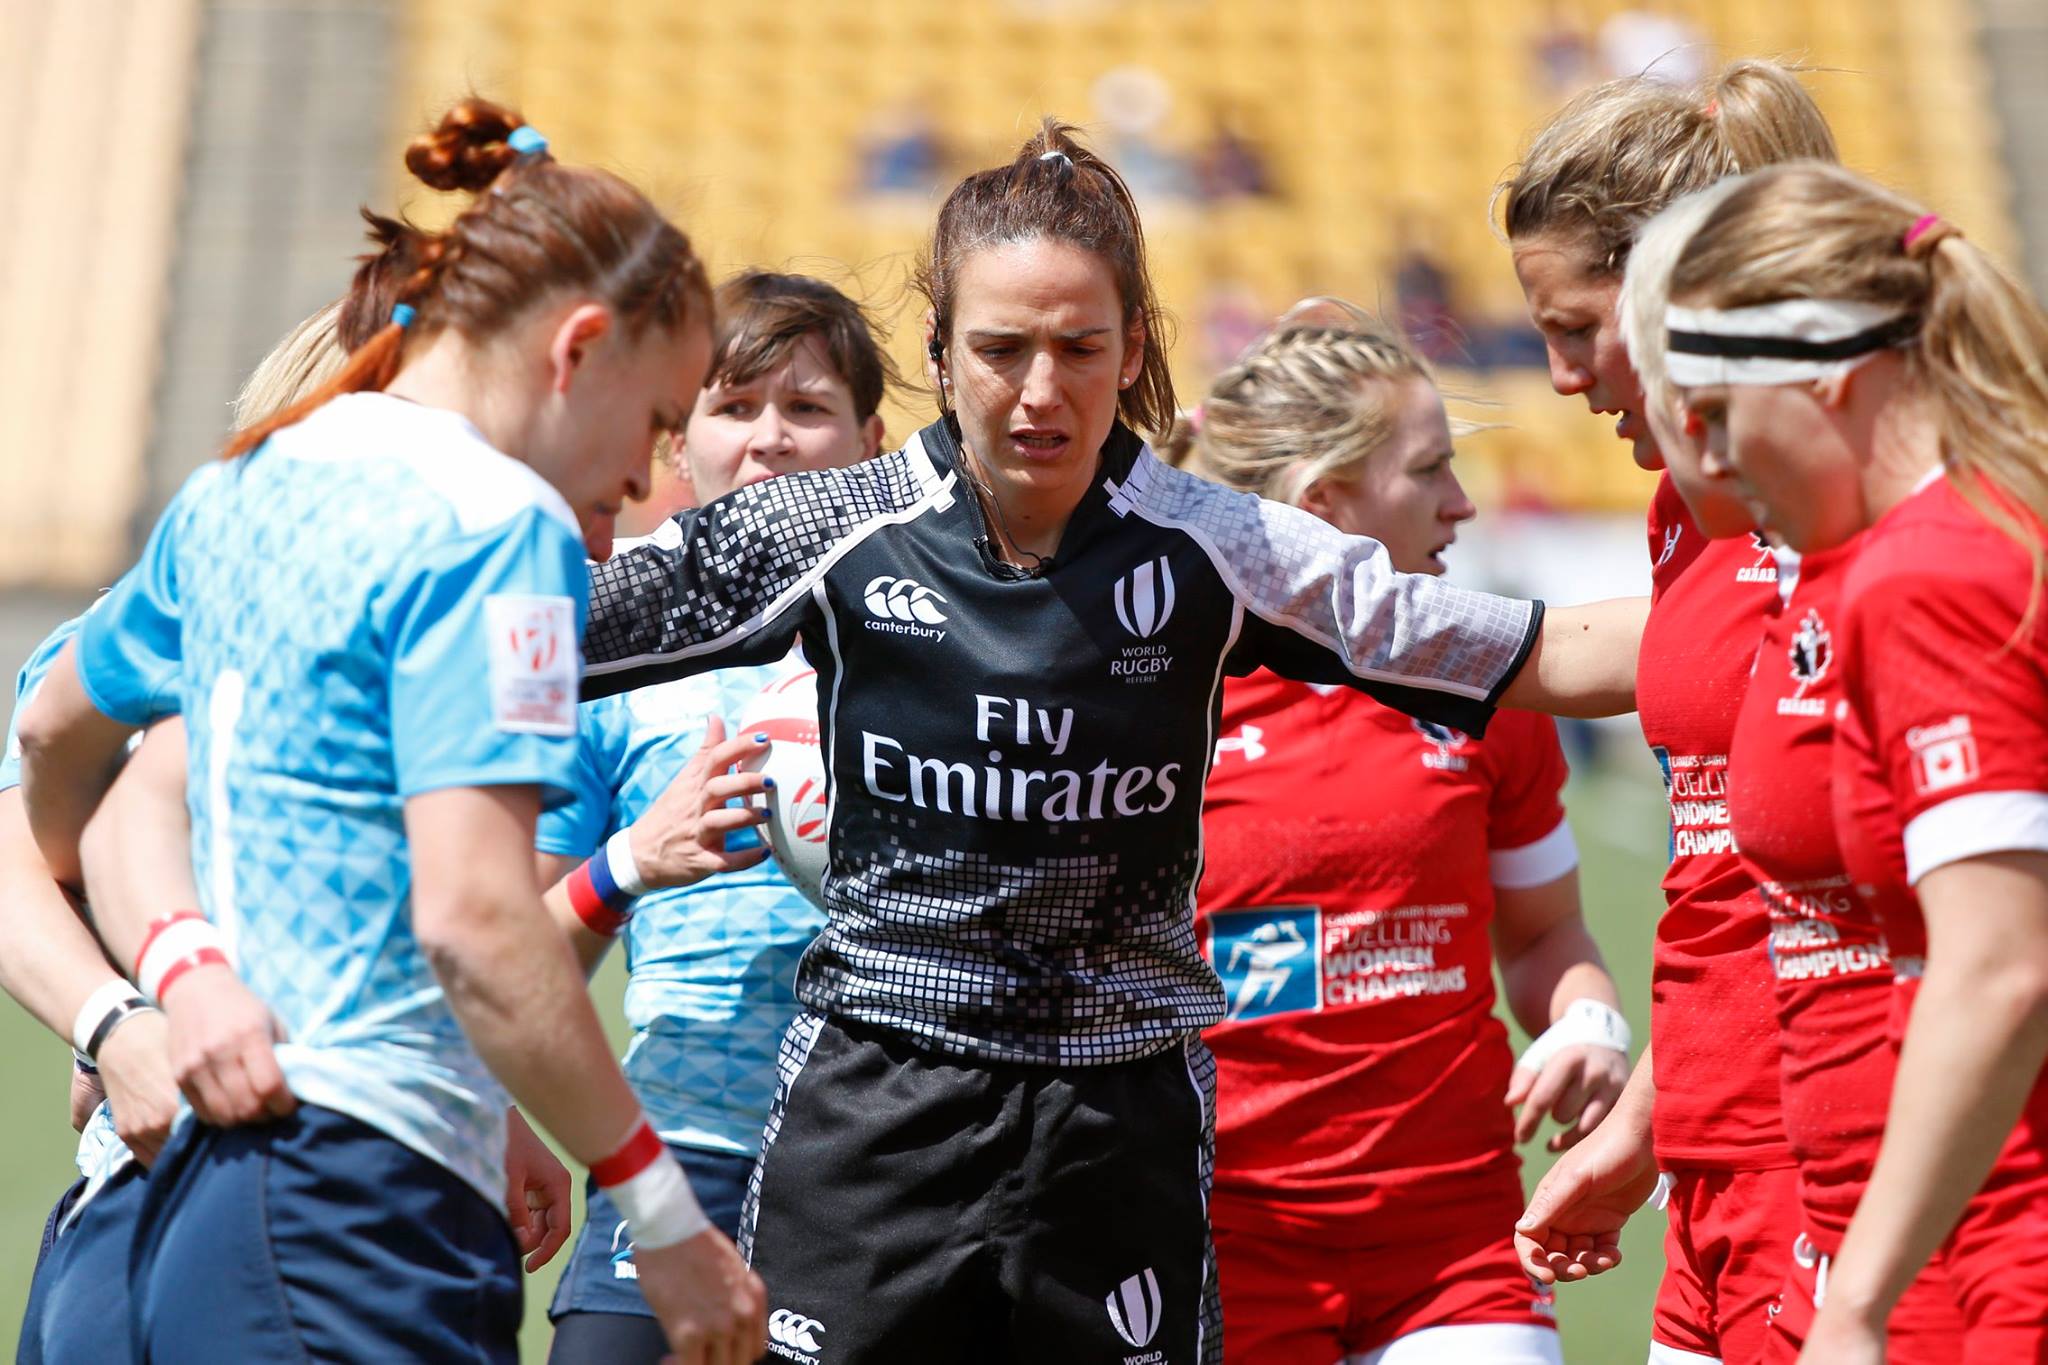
1665, 298, 1918, 388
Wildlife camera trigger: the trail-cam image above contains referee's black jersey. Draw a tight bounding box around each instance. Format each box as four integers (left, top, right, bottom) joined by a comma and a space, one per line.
583, 418, 1542, 1065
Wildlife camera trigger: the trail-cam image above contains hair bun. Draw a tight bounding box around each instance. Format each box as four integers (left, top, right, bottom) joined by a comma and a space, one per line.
404, 99, 527, 193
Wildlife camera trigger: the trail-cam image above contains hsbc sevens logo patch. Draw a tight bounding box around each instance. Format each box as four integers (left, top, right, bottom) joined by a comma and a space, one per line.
484, 593, 576, 736
1113, 557, 1176, 638
1908, 714, 1980, 794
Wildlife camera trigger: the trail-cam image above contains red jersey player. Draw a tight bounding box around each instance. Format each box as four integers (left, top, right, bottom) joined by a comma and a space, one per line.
1660, 163, 2048, 1365
1502, 59, 1839, 1364
1171, 305, 1629, 1364
1618, 181, 1968, 1360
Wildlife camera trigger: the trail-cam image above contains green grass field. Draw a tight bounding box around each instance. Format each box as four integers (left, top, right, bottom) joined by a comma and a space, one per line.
0, 744, 1672, 1363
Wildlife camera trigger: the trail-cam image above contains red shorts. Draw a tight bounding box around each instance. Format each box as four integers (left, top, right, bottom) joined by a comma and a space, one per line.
1942, 1158, 2048, 1363
1213, 1218, 1556, 1364
1762, 1227, 1965, 1364
1651, 1166, 1799, 1364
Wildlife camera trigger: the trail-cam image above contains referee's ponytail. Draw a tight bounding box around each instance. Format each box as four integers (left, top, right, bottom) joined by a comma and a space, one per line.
914, 118, 1176, 441
223, 98, 712, 460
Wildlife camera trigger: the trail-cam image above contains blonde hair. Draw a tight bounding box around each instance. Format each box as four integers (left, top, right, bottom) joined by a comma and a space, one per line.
231, 301, 347, 428
1619, 178, 1745, 454
1498, 58, 1838, 273
1162, 301, 1432, 507
1672, 161, 2048, 605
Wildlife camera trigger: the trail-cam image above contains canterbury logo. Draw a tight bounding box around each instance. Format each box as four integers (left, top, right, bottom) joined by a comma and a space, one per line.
1113, 558, 1176, 638
1105, 1268, 1162, 1349
769, 1309, 825, 1352
863, 575, 949, 626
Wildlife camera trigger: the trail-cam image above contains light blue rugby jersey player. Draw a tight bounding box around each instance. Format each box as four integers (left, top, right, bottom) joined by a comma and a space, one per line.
72, 391, 588, 1206
1, 613, 133, 1199
540, 654, 825, 1156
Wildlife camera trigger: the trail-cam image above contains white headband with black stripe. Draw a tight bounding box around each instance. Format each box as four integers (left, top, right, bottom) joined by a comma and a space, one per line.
1665, 299, 1918, 387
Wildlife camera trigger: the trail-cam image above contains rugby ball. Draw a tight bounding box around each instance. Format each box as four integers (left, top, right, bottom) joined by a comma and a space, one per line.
735, 667, 831, 909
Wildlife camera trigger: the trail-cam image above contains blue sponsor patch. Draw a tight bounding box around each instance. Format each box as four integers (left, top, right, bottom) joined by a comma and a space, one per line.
1209, 906, 1320, 1021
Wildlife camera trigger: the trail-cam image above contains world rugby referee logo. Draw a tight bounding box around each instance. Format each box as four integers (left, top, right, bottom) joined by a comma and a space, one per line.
1113, 557, 1176, 639
1105, 1267, 1162, 1348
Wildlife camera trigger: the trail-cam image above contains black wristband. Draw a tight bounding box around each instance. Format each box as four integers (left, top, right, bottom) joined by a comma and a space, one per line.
84, 997, 154, 1063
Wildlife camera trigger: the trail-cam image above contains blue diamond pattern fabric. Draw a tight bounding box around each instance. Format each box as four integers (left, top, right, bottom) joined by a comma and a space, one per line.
74, 394, 588, 1207
538, 656, 824, 1155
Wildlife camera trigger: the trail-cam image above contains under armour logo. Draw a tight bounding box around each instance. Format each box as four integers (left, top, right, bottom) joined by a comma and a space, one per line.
1106, 1268, 1162, 1348
769, 1309, 825, 1353
1214, 724, 1266, 762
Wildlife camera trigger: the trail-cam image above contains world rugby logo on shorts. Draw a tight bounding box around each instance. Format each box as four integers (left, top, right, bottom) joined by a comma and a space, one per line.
1113, 558, 1176, 639
1105, 1268, 1162, 1349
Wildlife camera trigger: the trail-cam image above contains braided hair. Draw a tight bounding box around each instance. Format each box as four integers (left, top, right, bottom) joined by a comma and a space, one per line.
224, 98, 713, 459
1163, 300, 1433, 508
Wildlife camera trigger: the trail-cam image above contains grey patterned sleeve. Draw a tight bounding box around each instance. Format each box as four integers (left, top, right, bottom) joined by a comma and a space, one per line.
1119, 455, 1542, 728
580, 451, 935, 699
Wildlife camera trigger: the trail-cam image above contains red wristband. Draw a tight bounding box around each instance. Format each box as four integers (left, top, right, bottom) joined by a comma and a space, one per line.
136, 911, 229, 1004
566, 861, 630, 937
590, 1118, 665, 1188
155, 948, 230, 1002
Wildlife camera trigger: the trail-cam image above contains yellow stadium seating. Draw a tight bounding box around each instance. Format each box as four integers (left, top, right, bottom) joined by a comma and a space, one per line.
392, 0, 2017, 513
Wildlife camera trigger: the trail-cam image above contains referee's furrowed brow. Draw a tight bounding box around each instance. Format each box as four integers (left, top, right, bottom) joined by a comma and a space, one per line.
963, 327, 1114, 344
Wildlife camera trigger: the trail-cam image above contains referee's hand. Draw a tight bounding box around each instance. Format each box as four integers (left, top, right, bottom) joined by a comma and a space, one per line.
636, 1226, 768, 1365
162, 963, 296, 1126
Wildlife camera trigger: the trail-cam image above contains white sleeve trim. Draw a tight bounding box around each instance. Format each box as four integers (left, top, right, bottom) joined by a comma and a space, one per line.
1904, 789, 2048, 884
1490, 818, 1580, 889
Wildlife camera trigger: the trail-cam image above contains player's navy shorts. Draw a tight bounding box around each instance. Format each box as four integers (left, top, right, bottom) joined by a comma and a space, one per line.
548, 1142, 755, 1320
742, 1012, 1222, 1364
129, 1104, 522, 1362
17, 1164, 147, 1365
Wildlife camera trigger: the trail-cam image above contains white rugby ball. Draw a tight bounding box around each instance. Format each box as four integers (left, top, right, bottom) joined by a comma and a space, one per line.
735, 667, 831, 909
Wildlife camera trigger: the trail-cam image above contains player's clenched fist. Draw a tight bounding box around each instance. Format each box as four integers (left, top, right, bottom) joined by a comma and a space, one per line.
637, 1228, 767, 1365
162, 962, 296, 1126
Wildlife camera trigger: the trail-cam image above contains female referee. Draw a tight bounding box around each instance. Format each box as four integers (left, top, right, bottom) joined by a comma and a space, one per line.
18, 100, 766, 1365
1501, 59, 1842, 1365
1662, 161, 2048, 1365
1171, 306, 1629, 1365
575, 120, 1640, 1362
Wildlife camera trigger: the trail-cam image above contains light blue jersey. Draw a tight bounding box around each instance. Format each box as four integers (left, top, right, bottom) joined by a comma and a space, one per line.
75, 393, 587, 1205
2, 612, 132, 1196
538, 655, 824, 1156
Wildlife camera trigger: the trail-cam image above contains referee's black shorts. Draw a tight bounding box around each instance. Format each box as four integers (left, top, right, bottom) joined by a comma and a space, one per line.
741, 1013, 1220, 1365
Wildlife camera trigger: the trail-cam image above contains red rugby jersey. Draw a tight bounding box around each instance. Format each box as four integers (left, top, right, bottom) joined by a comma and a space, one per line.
1641, 473, 1793, 1168
1835, 475, 2048, 1155
1728, 536, 1892, 1242
1196, 667, 1576, 1243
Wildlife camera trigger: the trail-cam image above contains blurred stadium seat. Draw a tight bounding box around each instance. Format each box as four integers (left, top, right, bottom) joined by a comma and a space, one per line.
387, 0, 2018, 516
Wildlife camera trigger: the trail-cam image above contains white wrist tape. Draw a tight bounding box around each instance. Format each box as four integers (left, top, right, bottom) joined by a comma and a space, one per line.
608, 1147, 709, 1250
1515, 998, 1631, 1073
604, 827, 650, 898
71, 979, 146, 1059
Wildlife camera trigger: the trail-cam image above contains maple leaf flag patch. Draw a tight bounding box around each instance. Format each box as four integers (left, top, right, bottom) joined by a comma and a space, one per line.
1907, 714, 1980, 795
485, 594, 577, 736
